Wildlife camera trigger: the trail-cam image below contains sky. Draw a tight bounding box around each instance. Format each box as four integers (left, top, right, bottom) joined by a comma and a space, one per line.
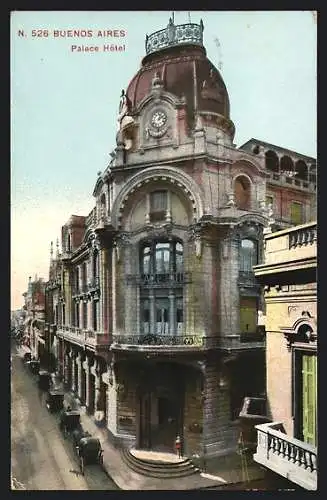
11, 10, 317, 310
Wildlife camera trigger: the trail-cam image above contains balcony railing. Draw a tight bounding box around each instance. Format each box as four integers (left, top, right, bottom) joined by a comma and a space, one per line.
57, 326, 108, 347
238, 271, 259, 287
254, 422, 317, 491
111, 334, 221, 349
289, 224, 317, 249
126, 272, 192, 287
266, 172, 316, 191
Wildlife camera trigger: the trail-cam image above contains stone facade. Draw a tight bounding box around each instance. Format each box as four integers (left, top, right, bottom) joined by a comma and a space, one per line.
43, 18, 316, 466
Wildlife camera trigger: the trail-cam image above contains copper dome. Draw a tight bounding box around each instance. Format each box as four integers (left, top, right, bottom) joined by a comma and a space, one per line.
126, 24, 231, 130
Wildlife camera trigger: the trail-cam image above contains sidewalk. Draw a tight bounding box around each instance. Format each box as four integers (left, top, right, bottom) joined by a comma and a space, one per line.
63, 392, 266, 490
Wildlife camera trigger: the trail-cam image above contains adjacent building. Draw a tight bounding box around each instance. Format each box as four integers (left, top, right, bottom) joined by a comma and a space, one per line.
21, 276, 46, 362
44, 17, 316, 466
253, 222, 317, 490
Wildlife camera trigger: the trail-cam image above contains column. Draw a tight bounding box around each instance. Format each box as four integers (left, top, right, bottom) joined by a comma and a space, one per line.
149, 291, 155, 335
99, 247, 104, 332
169, 292, 175, 335
112, 248, 117, 333
106, 361, 118, 434
77, 352, 83, 400
64, 346, 70, 385
71, 351, 77, 393
82, 356, 91, 410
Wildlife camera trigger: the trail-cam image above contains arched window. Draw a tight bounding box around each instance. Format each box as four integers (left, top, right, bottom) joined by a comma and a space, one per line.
265, 150, 279, 173
139, 240, 184, 336
67, 233, 71, 253
100, 193, 106, 218
280, 155, 294, 176
297, 324, 313, 343
240, 239, 258, 272
234, 176, 251, 210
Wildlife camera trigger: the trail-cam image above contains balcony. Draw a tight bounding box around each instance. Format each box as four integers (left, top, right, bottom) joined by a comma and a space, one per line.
254, 222, 317, 277
126, 272, 192, 288
111, 334, 220, 354
254, 422, 317, 491
266, 172, 316, 191
56, 326, 108, 349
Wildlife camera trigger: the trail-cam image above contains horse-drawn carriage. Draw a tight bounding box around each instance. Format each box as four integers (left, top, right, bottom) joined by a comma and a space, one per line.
75, 435, 104, 475
46, 388, 65, 413
38, 370, 52, 391
59, 408, 81, 438
59, 408, 103, 474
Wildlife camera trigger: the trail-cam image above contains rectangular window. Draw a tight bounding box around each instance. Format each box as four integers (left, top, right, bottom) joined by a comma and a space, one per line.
92, 301, 98, 331
141, 299, 150, 334
155, 299, 169, 335
76, 303, 80, 328
240, 297, 257, 333
62, 304, 65, 326
150, 191, 167, 221
290, 201, 303, 225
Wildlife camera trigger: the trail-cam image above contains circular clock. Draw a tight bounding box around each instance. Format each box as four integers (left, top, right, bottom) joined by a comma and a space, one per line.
150, 110, 167, 129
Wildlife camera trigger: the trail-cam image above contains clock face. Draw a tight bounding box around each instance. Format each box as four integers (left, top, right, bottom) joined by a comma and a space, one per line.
150, 110, 167, 129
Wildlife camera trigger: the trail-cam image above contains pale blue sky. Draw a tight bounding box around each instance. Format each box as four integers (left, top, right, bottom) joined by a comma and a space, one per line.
11, 10, 317, 309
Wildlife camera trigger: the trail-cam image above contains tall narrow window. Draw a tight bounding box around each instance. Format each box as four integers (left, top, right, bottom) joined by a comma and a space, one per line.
82, 301, 87, 329
93, 251, 99, 279
155, 243, 170, 275
92, 301, 98, 331
75, 302, 80, 328
240, 239, 258, 272
234, 176, 251, 210
82, 262, 87, 292
62, 304, 66, 326
141, 299, 150, 334
139, 240, 184, 336
290, 201, 303, 225
176, 297, 183, 334
150, 191, 167, 221
75, 268, 80, 295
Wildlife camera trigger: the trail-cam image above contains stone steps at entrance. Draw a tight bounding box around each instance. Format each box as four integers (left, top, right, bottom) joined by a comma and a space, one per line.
121, 448, 200, 478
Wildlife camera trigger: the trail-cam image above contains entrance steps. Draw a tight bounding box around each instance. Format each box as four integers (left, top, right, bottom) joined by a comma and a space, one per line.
121, 448, 200, 478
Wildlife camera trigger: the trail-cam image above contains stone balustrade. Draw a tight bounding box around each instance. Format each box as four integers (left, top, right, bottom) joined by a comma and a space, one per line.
289, 223, 317, 249
254, 421, 317, 490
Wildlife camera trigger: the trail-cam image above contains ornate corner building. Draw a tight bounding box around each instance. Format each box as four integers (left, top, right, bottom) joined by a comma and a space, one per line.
44, 18, 316, 462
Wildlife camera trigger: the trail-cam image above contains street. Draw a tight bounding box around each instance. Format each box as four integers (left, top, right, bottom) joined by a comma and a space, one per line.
10, 345, 119, 490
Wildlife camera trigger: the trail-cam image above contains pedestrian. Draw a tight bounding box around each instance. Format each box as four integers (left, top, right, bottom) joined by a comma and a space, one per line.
175, 435, 182, 458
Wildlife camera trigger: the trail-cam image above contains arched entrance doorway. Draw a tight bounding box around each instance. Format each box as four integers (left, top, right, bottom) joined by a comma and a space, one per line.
136, 362, 184, 452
